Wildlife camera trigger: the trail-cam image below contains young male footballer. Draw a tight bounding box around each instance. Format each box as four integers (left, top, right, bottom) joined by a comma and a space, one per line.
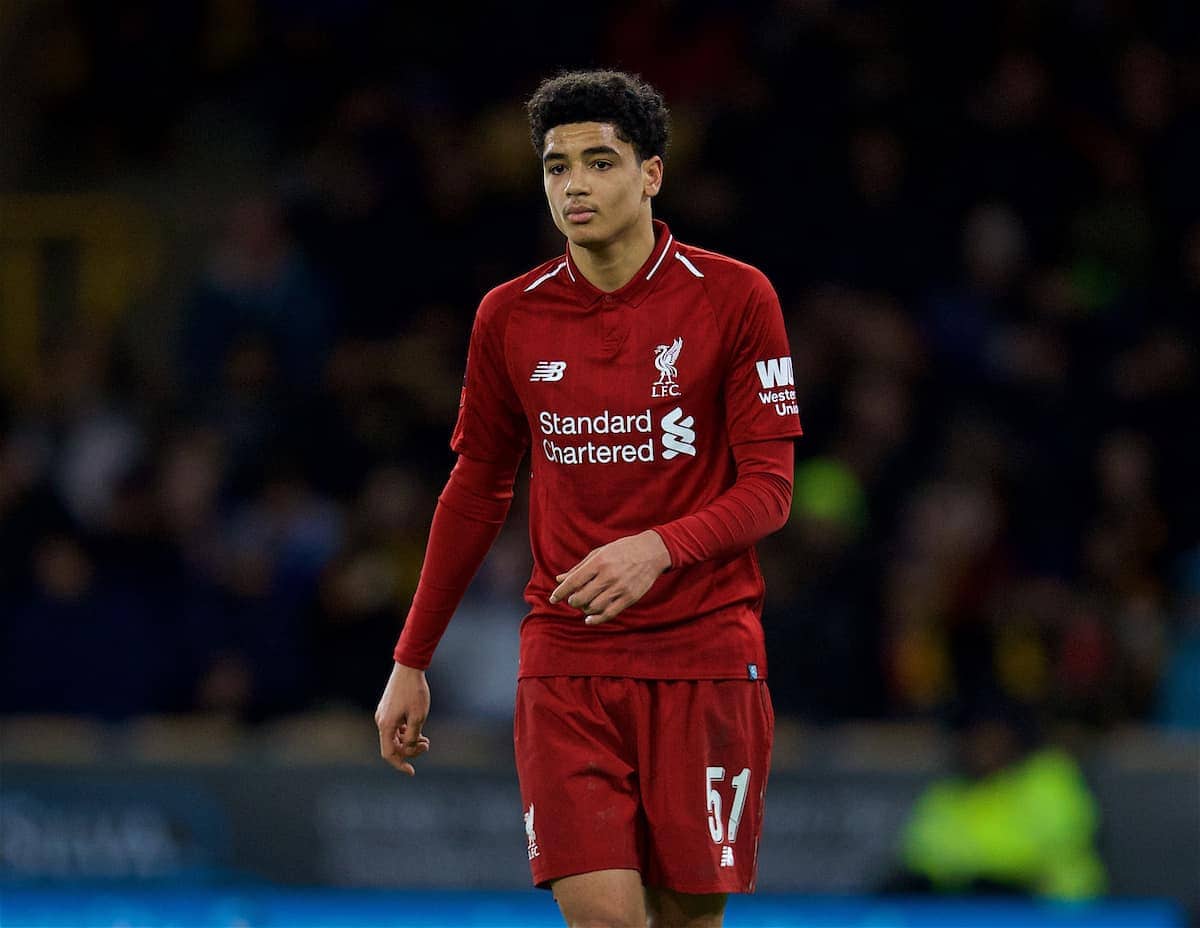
376, 69, 802, 927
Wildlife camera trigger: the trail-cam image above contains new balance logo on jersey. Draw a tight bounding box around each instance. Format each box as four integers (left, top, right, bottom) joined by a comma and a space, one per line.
530, 361, 567, 382
524, 804, 540, 860
720, 846, 735, 868
661, 407, 696, 459
755, 356, 794, 389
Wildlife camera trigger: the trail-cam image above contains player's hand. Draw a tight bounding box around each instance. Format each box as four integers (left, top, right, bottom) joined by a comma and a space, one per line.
549, 530, 671, 625
374, 662, 432, 776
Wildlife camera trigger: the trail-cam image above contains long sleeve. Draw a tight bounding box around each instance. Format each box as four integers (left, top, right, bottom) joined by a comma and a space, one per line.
652, 439, 793, 569
392, 453, 520, 669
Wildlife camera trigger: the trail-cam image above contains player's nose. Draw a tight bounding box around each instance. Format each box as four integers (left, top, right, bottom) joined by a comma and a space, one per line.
564, 171, 589, 196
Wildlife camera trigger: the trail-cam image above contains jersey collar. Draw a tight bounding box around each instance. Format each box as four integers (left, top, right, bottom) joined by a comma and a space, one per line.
563, 220, 676, 308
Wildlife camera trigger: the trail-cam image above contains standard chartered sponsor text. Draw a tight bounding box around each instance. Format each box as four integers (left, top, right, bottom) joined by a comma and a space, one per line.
543, 438, 655, 464
540, 408, 655, 465
539, 409, 652, 435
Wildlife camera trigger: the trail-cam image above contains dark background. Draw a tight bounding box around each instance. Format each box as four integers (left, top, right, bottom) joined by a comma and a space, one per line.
3, 1, 1200, 920
3, 0, 1197, 730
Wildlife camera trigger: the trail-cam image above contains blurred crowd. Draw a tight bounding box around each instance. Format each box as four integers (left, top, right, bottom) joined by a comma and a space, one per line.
1, 0, 1197, 729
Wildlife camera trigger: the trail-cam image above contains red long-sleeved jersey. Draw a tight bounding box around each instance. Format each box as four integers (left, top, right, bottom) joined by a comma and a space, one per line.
395, 221, 803, 680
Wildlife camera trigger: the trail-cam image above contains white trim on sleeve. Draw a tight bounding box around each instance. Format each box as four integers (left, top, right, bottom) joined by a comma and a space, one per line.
674, 252, 704, 278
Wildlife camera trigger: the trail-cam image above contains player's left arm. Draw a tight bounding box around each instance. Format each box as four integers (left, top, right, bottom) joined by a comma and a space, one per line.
549, 438, 794, 624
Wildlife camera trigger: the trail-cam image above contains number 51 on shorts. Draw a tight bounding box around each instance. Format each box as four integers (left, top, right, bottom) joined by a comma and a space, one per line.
705, 766, 751, 844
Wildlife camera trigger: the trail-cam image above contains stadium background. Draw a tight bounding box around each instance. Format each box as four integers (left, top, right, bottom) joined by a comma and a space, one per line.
0, 1, 1197, 925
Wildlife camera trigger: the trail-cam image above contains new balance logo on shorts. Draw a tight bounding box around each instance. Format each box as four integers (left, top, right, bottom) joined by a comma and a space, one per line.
530, 361, 567, 382
721, 846, 735, 868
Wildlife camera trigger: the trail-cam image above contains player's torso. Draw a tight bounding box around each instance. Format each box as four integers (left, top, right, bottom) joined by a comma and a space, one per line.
507, 276, 731, 534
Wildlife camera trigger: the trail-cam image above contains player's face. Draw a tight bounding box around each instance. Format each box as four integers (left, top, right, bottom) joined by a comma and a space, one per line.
541, 122, 663, 249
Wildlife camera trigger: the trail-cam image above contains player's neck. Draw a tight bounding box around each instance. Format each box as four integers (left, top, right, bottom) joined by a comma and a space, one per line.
568, 217, 656, 293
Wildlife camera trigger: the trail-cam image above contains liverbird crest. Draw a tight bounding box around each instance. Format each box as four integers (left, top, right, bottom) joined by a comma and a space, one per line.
654, 337, 683, 386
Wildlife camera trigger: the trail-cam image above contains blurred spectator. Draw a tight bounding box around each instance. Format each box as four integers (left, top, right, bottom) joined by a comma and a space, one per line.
888, 702, 1106, 900
181, 192, 333, 399
1, 531, 175, 717
208, 462, 342, 718
38, 327, 145, 532
317, 464, 428, 708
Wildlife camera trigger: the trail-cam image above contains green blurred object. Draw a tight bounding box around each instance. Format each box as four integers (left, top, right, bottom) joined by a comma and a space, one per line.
901, 747, 1107, 899
1069, 254, 1122, 313
792, 457, 867, 530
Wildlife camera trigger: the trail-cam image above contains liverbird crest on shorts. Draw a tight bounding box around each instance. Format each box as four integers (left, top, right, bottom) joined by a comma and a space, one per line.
524, 803, 540, 860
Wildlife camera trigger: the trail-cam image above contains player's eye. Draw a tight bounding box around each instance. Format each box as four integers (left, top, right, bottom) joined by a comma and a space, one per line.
592, 160, 613, 170
546, 163, 566, 175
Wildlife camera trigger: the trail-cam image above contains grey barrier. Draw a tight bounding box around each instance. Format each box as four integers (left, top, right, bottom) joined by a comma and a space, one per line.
2, 754, 1196, 912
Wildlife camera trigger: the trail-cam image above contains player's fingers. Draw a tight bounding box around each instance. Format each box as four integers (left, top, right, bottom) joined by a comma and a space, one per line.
565, 576, 610, 611
399, 736, 431, 775
379, 724, 415, 774
395, 734, 431, 756
549, 578, 570, 603
550, 566, 583, 601
590, 585, 625, 614
378, 724, 397, 759
550, 561, 597, 603
552, 547, 609, 597
584, 591, 628, 626
398, 718, 427, 750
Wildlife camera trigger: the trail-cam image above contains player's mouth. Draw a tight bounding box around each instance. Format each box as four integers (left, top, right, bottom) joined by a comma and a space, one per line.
565, 205, 597, 224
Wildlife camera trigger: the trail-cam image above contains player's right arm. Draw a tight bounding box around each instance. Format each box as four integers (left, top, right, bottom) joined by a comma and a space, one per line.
376, 290, 528, 775
375, 452, 521, 773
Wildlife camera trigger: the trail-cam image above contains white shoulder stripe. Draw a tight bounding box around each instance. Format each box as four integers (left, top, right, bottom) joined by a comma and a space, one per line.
645, 234, 675, 280
675, 252, 704, 278
524, 261, 568, 292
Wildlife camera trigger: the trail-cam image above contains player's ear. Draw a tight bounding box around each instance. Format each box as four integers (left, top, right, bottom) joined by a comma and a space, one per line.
642, 155, 663, 197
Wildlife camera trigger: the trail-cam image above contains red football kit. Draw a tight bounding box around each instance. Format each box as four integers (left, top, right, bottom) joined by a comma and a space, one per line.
394, 220, 802, 892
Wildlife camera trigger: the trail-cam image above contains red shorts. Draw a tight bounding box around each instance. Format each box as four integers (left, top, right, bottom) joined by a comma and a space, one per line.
513, 676, 774, 894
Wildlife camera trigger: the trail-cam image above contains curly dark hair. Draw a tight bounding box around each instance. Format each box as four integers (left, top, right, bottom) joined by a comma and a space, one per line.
526, 70, 670, 162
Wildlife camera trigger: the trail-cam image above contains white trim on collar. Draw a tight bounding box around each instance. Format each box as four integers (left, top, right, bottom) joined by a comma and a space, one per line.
645, 234, 675, 280
524, 261, 568, 292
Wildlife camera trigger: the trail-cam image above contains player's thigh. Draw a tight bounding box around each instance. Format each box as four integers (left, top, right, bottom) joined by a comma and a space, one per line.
639, 679, 774, 894
644, 887, 727, 928
515, 678, 643, 886
551, 868, 646, 928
